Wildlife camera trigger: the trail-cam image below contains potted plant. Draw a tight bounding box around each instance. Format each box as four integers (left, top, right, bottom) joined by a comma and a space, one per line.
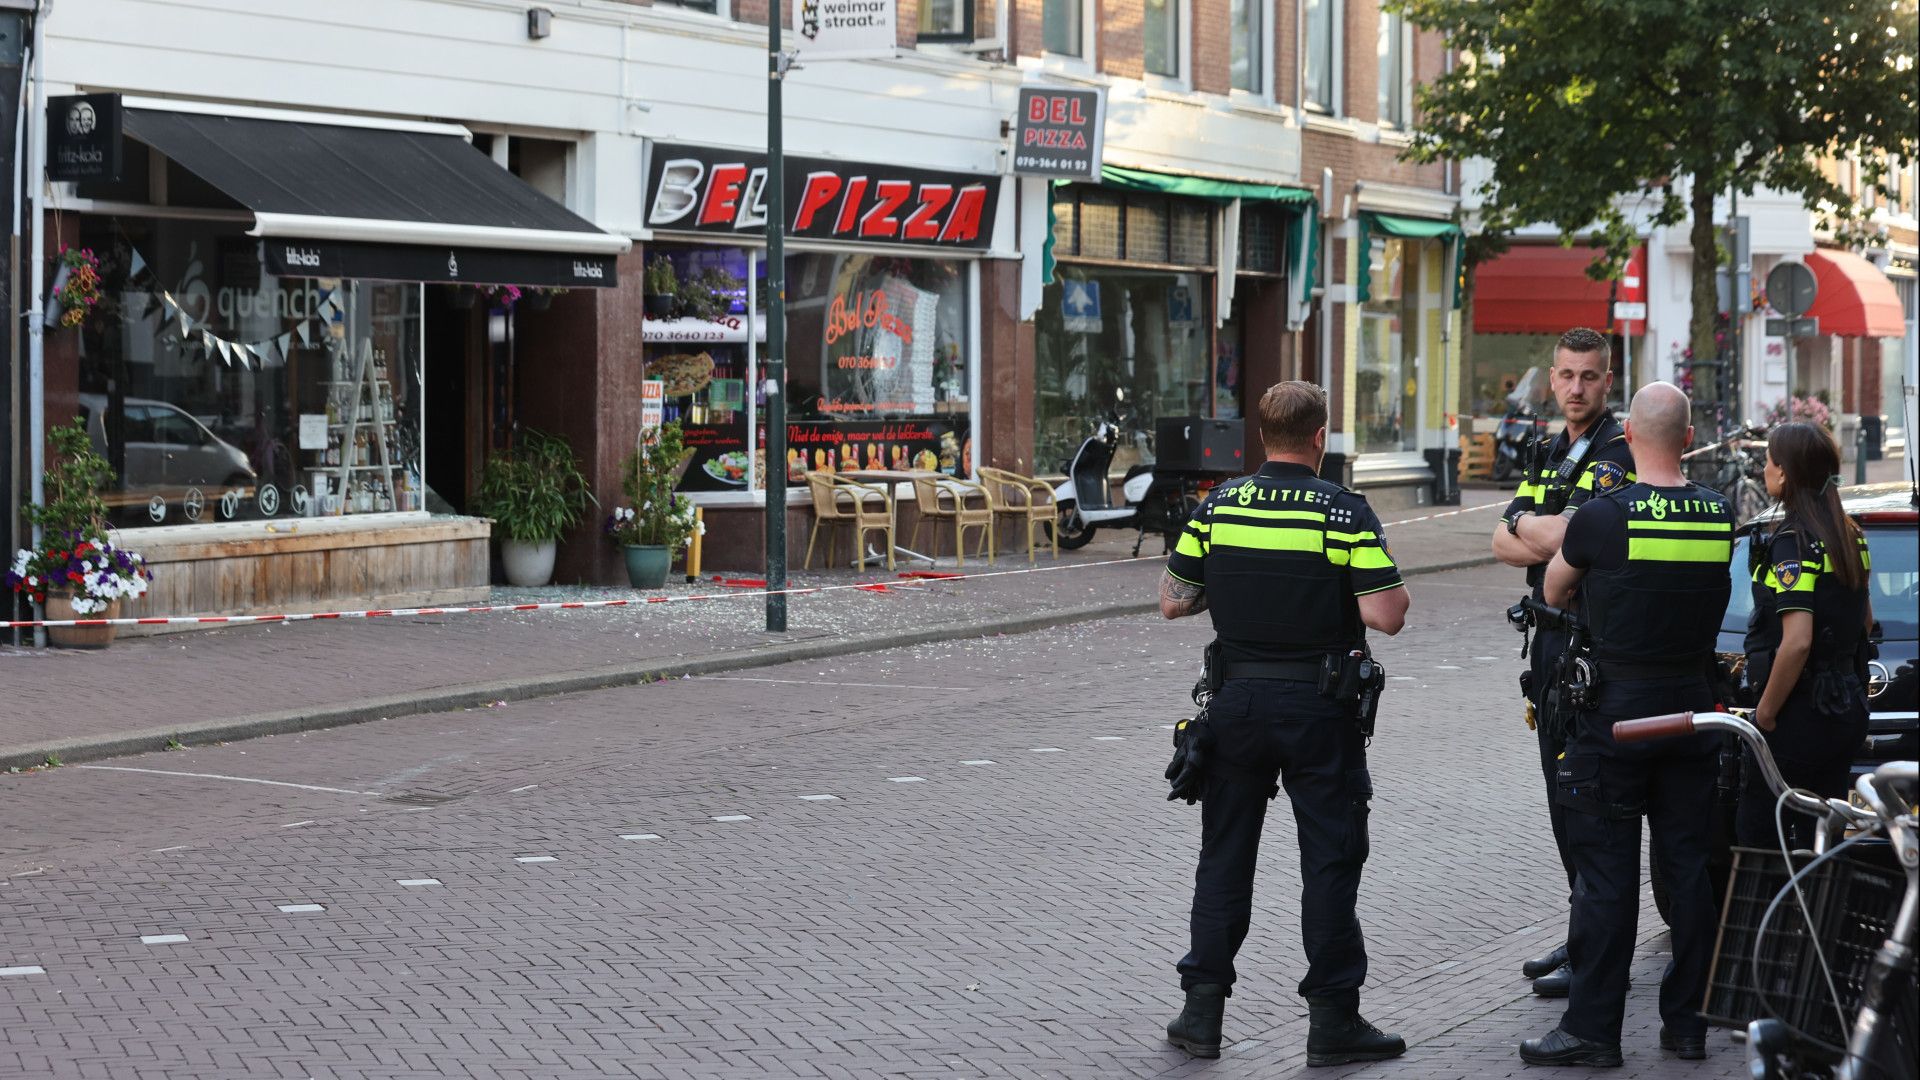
644, 255, 679, 319
6, 418, 152, 648
472, 428, 595, 587
606, 422, 701, 589
676, 265, 744, 322
482, 284, 524, 309
522, 287, 563, 312
49, 245, 104, 330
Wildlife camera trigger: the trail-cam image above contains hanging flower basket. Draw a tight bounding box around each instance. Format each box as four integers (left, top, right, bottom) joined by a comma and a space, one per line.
51, 246, 103, 330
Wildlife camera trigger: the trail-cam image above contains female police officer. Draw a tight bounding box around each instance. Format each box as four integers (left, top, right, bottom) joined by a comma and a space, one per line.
1737, 421, 1876, 850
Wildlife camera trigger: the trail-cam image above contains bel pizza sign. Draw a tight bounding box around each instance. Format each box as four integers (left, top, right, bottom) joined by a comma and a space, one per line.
1012, 87, 1105, 181
645, 143, 1001, 250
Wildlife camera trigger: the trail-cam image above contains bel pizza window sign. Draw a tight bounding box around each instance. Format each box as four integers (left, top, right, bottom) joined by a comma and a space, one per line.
646, 144, 1001, 250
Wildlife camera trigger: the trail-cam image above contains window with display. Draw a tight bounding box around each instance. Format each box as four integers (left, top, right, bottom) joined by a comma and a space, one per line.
641, 245, 759, 493
74, 218, 423, 530
1034, 267, 1211, 475
783, 253, 974, 482
1357, 237, 1419, 454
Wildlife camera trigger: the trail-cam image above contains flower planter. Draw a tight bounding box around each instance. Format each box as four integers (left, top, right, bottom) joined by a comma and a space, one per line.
522, 290, 553, 312
623, 545, 671, 589
500, 539, 557, 587
644, 294, 677, 319
43, 591, 120, 649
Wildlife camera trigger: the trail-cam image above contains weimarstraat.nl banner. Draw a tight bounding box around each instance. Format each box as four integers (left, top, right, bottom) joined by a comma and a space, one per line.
793, 0, 896, 60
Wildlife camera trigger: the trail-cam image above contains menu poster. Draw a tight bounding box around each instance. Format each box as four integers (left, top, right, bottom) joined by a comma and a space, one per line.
776, 419, 971, 485
678, 422, 752, 492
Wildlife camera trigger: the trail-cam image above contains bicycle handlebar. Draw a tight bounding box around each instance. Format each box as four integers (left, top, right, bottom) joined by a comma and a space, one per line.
1612, 711, 1882, 829
1611, 711, 1697, 742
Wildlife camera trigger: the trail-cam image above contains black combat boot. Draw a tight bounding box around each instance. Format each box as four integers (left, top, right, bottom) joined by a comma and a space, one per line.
1305, 994, 1407, 1067
1166, 983, 1227, 1059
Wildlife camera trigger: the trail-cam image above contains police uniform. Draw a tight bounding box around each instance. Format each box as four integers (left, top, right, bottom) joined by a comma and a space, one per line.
1736, 524, 1873, 849
1550, 482, 1734, 1053
1164, 461, 1402, 1007
1503, 411, 1635, 894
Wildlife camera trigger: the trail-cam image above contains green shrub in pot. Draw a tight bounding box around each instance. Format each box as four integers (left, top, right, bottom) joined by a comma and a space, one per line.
473, 429, 595, 586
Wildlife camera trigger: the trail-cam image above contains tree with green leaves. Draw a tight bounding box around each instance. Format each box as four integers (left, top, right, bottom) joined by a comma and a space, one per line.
1397, 0, 1918, 400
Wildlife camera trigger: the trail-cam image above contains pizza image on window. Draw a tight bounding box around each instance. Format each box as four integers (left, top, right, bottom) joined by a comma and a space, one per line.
648, 352, 715, 397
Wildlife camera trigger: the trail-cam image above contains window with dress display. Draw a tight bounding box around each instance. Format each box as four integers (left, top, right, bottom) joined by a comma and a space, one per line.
1357, 237, 1419, 454
72, 218, 423, 530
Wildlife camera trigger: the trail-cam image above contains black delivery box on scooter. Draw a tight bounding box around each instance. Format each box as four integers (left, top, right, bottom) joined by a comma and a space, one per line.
1155, 417, 1246, 473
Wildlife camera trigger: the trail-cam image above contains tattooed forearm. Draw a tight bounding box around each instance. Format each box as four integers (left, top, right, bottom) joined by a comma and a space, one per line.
1159, 572, 1208, 619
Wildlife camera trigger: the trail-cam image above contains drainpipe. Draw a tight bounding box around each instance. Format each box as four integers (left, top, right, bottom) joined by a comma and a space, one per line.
24, 0, 45, 647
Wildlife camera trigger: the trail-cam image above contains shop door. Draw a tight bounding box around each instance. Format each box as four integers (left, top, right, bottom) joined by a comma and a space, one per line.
424, 288, 483, 513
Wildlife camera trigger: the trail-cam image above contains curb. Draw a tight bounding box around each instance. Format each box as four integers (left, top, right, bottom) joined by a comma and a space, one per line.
1, 556, 1498, 773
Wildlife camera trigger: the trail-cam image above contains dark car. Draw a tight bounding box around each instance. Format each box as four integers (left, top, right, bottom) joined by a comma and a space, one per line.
1716, 481, 1919, 773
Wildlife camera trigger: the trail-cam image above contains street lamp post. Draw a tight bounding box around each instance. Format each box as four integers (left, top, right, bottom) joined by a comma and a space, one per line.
763, 4, 788, 633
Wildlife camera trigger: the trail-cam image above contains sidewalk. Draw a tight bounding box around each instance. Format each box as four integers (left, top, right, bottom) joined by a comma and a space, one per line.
0, 492, 1514, 770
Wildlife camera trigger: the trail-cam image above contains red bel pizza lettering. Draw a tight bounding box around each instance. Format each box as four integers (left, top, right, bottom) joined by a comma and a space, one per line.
1027, 94, 1088, 125
699, 163, 750, 226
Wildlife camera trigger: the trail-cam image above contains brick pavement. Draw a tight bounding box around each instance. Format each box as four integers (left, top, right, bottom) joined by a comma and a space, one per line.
1, 561, 1750, 1078
0, 493, 1509, 771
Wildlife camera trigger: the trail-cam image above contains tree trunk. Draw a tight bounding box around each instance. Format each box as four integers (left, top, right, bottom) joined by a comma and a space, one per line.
1688, 176, 1721, 407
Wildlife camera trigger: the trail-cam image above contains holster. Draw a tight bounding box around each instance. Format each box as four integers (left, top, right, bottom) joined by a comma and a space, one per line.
1318, 649, 1387, 743
1194, 640, 1224, 706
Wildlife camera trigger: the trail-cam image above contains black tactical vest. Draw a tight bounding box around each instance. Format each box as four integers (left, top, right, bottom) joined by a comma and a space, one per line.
1581, 483, 1735, 665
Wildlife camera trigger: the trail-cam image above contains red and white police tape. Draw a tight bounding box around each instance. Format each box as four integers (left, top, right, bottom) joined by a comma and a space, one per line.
6, 500, 1505, 629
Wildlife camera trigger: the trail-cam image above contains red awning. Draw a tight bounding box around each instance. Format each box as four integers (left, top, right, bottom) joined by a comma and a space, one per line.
1803, 249, 1905, 338
1473, 244, 1645, 335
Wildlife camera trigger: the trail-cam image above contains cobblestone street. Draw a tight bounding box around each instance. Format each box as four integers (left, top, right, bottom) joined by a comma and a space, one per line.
1, 563, 1747, 1078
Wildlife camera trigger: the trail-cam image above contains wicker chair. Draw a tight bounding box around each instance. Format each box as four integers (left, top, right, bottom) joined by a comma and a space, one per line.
804, 472, 852, 570
837, 475, 897, 571
977, 466, 1059, 563
908, 475, 993, 566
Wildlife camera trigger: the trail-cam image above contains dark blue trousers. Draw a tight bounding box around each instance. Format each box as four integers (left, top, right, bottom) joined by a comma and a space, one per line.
1531, 625, 1578, 897
1559, 677, 1719, 1045
1177, 678, 1372, 1002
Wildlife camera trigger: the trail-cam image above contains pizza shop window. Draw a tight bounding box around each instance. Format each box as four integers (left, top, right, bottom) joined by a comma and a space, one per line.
642, 244, 760, 493
782, 253, 974, 481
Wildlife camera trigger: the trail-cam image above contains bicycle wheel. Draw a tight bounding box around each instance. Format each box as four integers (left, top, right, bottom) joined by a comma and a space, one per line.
1734, 480, 1771, 525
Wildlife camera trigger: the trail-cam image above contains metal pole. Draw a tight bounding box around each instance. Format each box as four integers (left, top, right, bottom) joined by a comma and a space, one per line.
763, 5, 787, 633
25, 1, 45, 648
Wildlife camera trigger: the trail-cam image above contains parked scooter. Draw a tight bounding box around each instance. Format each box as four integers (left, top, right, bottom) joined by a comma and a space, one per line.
1052, 392, 1214, 556
1492, 366, 1554, 482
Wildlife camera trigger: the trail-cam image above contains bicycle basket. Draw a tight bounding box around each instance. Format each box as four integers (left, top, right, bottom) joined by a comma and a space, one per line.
1704, 843, 1903, 1054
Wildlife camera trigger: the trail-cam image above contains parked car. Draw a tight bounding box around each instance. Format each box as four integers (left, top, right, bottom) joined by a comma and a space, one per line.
77, 393, 257, 498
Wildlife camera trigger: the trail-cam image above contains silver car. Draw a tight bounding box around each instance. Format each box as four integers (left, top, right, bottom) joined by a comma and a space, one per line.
77, 393, 257, 495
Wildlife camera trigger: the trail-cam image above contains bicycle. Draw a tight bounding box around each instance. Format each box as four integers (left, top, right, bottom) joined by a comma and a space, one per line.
1683, 422, 1773, 524
1614, 710, 1917, 1079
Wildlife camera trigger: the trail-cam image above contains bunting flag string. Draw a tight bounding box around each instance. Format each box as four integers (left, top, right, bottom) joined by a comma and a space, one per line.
133, 245, 340, 371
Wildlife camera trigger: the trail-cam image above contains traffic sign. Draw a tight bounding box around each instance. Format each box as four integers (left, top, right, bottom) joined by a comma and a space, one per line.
1765, 317, 1820, 338
1612, 301, 1647, 322
1765, 261, 1818, 317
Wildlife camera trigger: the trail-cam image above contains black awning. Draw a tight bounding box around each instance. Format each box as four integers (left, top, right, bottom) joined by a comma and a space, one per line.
123, 107, 627, 287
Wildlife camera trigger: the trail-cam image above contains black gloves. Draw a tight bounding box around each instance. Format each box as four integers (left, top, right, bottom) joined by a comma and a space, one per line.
1165, 711, 1211, 804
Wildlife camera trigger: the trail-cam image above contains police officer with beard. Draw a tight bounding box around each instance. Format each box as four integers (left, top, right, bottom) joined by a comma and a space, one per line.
1158, 381, 1411, 1064
1520, 383, 1731, 1066
1490, 327, 1636, 998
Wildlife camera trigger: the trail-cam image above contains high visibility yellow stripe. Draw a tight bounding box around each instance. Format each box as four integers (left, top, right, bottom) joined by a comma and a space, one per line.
1188, 520, 1212, 533
1211, 522, 1324, 553
1348, 546, 1395, 570
1210, 506, 1328, 522
1628, 537, 1732, 563
1326, 530, 1378, 544
1175, 531, 1207, 558
1626, 519, 1730, 533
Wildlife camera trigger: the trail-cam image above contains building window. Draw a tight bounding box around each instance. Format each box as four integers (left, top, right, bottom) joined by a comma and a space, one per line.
642, 245, 758, 493
1357, 237, 1419, 454
1230, 0, 1264, 93
1377, 9, 1409, 128
1051, 187, 1214, 267
1238, 206, 1281, 273
918, 0, 973, 42
77, 218, 425, 530
1304, 0, 1336, 113
1144, 0, 1179, 78
655, 0, 721, 14
1043, 0, 1083, 57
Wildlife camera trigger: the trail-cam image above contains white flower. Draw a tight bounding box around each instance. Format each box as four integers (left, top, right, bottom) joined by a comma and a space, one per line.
696, 521, 707, 536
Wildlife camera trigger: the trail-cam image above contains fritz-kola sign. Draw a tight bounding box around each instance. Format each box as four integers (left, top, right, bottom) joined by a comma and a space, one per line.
645, 144, 1001, 250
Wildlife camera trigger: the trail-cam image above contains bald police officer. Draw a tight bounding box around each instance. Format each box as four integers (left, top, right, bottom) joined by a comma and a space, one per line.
1490, 327, 1637, 997
1159, 381, 1411, 1065
1520, 383, 1731, 1066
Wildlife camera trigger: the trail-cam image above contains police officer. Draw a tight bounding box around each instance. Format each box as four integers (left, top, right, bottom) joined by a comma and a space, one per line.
1521, 382, 1731, 1066
1737, 421, 1875, 850
1159, 381, 1411, 1065
1490, 327, 1637, 998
